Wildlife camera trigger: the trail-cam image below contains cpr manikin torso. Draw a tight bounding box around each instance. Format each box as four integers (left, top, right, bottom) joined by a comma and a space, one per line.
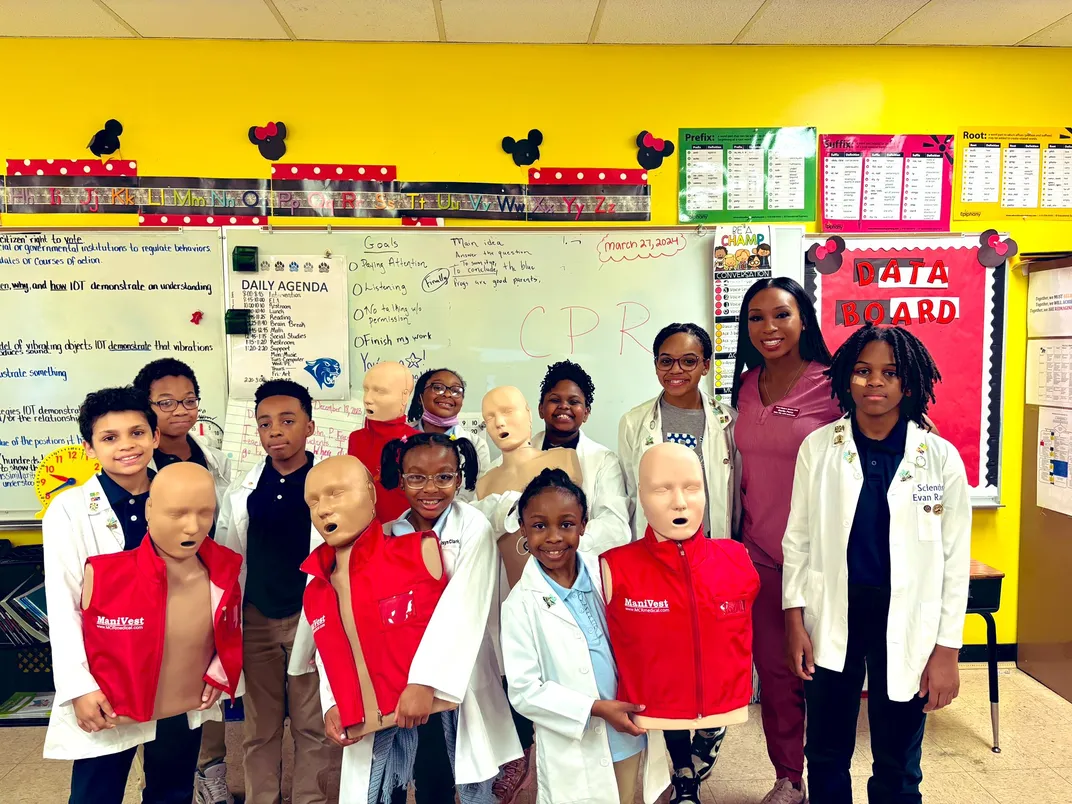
82, 463, 218, 723
601, 443, 758, 730
305, 456, 454, 739
476, 386, 582, 587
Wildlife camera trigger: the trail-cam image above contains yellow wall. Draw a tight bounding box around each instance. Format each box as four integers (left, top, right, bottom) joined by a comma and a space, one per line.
2, 39, 1066, 644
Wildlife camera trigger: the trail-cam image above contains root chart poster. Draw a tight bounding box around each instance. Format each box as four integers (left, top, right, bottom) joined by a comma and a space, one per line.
679, 127, 816, 223
820, 134, 953, 233
805, 237, 1006, 503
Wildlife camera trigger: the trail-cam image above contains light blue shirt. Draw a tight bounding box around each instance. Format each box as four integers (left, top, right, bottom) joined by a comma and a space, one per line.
537, 557, 646, 762
388, 506, 451, 537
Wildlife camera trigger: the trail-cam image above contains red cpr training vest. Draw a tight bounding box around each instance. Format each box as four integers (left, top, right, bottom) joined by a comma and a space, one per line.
83, 534, 244, 723
301, 519, 446, 730
347, 416, 417, 523
601, 528, 760, 719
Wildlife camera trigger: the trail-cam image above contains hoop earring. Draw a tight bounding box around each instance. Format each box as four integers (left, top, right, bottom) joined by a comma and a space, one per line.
517, 535, 529, 556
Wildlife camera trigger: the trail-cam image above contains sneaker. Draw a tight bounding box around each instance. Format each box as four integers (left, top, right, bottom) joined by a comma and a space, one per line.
690, 726, 727, 780
492, 745, 535, 804
759, 778, 805, 804
669, 767, 701, 804
195, 761, 234, 804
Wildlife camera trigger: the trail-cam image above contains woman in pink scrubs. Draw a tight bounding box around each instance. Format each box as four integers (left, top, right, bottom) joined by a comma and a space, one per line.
731, 277, 839, 804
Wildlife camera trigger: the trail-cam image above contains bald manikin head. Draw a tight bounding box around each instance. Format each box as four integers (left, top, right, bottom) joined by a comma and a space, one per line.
638, 442, 706, 542
145, 462, 217, 560
482, 386, 532, 453
305, 455, 377, 548
362, 362, 414, 422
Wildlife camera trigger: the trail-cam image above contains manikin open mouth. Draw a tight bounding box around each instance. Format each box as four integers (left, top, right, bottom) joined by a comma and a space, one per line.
180, 540, 196, 547
673, 517, 688, 526
499, 431, 510, 439
325, 523, 338, 533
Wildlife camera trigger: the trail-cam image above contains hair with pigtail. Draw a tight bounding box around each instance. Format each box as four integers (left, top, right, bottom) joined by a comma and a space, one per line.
826, 323, 942, 426
380, 432, 480, 492
517, 468, 589, 522
407, 367, 467, 423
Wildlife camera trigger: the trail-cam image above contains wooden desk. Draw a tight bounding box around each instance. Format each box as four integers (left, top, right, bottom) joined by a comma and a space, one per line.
967, 559, 1004, 753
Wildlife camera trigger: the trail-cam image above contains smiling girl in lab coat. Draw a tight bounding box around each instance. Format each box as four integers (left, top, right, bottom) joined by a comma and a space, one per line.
501, 468, 669, 804
782, 324, 970, 804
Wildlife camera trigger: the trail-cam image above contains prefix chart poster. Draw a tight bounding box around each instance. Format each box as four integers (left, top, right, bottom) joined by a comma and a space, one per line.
820, 134, 953, 232
679, 127, 816, 223
954, 127, 1072, 220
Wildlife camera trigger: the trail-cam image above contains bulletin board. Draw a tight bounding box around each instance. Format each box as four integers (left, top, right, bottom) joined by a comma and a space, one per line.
804, 235, 1007, 506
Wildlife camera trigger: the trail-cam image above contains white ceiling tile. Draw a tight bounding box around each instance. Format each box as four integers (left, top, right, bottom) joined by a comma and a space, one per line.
442, 0, 599, 43
104, 0, 287, 39
595, 0, 765, 44
739, 0, 927, 44
274, 0, 439, 41
0, 0, 133, 37
883, 0, 1072, 45
1019, 11, 1072, 44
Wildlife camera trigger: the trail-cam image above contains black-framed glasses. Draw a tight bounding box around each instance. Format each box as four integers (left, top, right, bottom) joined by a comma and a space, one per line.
428, 382, 464, 398
151, 397, 200, 412
655, 355, 702, 371
401, 472, 459, 490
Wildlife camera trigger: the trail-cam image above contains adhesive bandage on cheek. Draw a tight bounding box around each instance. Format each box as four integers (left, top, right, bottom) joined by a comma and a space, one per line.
852, 375, 868, 387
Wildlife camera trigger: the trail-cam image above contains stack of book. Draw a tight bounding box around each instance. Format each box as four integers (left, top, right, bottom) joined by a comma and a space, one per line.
0, 692, 53, 721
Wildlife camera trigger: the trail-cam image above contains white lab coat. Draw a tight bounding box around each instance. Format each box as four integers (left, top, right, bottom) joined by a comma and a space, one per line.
324, 500, 522, 802
501, 554, 670, 804
216, 457, 322, 686
148, 432, 232, 508
781, 417, 972, 702
41, 476, 222, 760
617, 391, 736, 540
413, 421, 492, 503
491, 430, 634, 556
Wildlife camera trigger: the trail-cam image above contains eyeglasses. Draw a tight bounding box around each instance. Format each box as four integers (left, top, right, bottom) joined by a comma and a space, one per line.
428, 382, 464, 398
655, 355, 702, 371
151, 397, 200, 412
401, 472, 460, 490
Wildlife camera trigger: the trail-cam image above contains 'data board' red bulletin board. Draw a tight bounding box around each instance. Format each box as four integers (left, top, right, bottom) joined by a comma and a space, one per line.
806, 238, 1006, 501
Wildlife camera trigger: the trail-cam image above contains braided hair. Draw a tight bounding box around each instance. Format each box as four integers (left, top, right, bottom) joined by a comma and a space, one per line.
407, 368, 467, 423
730, 277, 832, 408
826, 323, 942, 426
539, 360, 595, 408
517, 468, 589, 522
380, 432, 479, 492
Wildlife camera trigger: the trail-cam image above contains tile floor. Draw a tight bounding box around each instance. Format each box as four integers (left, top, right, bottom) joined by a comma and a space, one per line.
3, 665, 1070, 803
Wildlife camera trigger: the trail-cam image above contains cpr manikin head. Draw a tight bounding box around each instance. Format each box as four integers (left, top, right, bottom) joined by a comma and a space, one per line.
144, 462, 217, 560
363, 362, 413, 422
305, 456, 377, 548
638, 442, 706, 541
482, 386, 532, 453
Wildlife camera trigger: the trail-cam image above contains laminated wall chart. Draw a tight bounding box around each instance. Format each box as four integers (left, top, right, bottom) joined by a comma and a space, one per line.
954, 127, 1072, 221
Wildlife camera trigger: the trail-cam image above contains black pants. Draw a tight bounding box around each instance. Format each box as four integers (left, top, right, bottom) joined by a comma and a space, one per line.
503, 675, 534, 751
390, 713, 456, 804
69, 714, 202, 804
804, 585, 928, 804
665, 730, 691, 770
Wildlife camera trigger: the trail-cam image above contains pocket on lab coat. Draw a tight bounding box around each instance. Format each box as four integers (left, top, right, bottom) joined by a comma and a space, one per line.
916, 505, 942, 542
803, 569, 824, 629
916, 600, 942, 660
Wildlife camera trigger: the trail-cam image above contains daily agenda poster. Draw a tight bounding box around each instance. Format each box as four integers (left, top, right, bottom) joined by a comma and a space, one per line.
679, 127, 816, 224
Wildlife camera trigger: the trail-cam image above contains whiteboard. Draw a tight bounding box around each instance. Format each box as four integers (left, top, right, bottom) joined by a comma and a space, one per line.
0, 230, 227, 523
225, 227, 804, 454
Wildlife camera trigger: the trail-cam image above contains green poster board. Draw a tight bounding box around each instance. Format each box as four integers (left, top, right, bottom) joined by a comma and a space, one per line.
678, 127, 817, 223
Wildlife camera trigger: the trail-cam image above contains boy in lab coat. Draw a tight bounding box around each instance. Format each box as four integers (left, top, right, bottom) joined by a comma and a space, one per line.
782, 324, 971, 804
43, 386, 218, 803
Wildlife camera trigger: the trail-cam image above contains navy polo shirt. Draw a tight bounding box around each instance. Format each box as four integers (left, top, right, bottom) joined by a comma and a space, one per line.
846, 417, 907, 588
153, 435, 208, 471
98, 469, 156, 551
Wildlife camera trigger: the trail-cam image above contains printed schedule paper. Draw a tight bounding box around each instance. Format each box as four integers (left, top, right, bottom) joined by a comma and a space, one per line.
819, 134, 953, 232
679, 127, 816, 223
955, 127, 1072, 220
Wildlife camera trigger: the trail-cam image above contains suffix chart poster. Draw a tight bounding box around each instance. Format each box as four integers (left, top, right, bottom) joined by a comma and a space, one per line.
679, 127, 816, 223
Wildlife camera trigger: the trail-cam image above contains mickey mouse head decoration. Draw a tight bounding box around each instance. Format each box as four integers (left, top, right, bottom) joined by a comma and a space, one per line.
502, 129, 543, 167
807, 236, 847, 275
636, 131, 675, 170
249, 122, 287, 161
977, 229, 1018, 267
88, 119, 123, 158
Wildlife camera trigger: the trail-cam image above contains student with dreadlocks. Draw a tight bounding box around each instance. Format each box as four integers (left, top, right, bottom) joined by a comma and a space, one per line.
782, 324, 970, 804
407, 368, 492, 502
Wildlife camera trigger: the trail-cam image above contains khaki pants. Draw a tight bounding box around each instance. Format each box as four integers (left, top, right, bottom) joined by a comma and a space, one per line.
242, 603, 341, 804
613, 752, 642, 804
198, 719, 227, 771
